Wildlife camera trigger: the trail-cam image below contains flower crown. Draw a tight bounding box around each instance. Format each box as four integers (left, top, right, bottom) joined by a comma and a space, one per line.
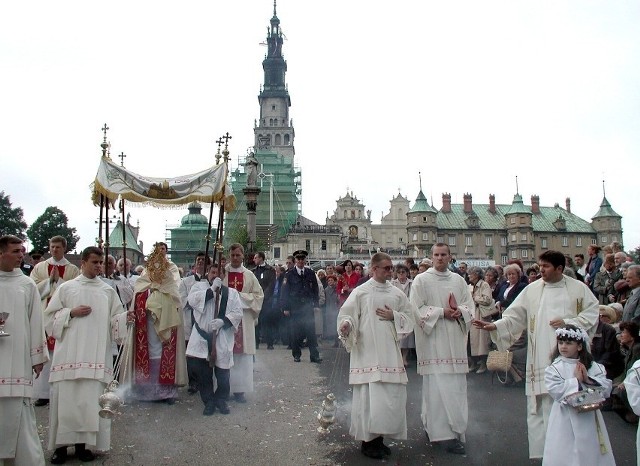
555, 327, 589, 343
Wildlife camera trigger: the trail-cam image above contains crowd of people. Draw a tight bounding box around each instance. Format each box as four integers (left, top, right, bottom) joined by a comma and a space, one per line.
2, 231, 640, 464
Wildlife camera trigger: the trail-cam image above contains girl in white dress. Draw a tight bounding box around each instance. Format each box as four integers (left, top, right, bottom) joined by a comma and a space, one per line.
542, 324, 615, 466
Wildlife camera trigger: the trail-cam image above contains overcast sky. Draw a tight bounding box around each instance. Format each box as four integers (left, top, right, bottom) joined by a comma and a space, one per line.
2, 1, 639, 255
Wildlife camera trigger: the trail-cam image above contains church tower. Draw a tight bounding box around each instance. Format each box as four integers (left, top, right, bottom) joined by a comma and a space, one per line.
226, 1, 301, 245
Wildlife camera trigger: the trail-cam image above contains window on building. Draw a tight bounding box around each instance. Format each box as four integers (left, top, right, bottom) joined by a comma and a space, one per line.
562, 236, 568, 247
501, 237, 507, 247
612, 235, 618, 243
321, 240, 326, 251
412, 217, 417, 223
423, 216, 427, 222
511, 234, 517, 242
274, 247, 281, 259
522, 250, 528, 258
448, 236, 456, 246
501, 255, 508, 265
576, 237, 582, 247
422, 233, 428, 241
275, 134, 281, 145
521, 233, 527, 241
398, 237, 403, 243
465, 235, 472, 246
591, 238, 597, 245
511, 250, 517, 258
485, 236, 492, 247
601, 236, 608, 244
437, 235, 444, 243
284, 134, 290, 145
274, 118, 278, 126
305, 240, 311, 251
542, 238, 547, 248
271, 105, 276, 110
520, 216, 526, 224
510, 217, 516, 224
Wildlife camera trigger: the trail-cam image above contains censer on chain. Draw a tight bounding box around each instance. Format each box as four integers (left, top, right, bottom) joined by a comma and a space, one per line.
99, 322, 134, 419
317, 393, 337, 434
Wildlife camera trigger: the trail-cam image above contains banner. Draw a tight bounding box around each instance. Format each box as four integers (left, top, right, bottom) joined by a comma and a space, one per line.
92, 156, 235, 211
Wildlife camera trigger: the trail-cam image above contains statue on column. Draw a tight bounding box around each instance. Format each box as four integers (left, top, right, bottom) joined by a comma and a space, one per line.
245, 152, 259, 187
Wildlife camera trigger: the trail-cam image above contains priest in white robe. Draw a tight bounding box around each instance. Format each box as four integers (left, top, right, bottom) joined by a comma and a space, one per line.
474, 250, 599, 459
338, 252, 415, 459
223, 244, 263, 402
624, 359, 640, 465
0, 235, 48, 466
44, 246, 128, 464
411, 243, 474, 456
30, 235, 80, 406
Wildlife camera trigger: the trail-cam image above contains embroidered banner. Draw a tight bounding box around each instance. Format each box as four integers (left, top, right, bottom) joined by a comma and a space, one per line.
92, 156, 236, 210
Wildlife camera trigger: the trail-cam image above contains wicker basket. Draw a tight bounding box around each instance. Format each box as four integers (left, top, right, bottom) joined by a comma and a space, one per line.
486, 350, 513, 373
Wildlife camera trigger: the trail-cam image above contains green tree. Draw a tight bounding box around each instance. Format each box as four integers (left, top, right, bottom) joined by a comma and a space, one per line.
224, 224, 266, 264
27, 206, 79, 254
629, 246, 640, 264
0, 191, 28, 239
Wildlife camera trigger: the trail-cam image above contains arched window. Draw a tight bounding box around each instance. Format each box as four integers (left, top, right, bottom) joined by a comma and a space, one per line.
284, 134, 290, 145
269, 118, 274, 126
275, 134, 281, 145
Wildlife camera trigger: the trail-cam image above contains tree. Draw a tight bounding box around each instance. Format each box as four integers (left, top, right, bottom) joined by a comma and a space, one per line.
27, 206, 80, 254
224, 224, 266, 265
0, 191, 28, 239
629, 246, 640, 264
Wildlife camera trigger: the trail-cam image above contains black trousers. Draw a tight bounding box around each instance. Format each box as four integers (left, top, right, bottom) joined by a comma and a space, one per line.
291, 304, 319, 360
188, 356, 230, 406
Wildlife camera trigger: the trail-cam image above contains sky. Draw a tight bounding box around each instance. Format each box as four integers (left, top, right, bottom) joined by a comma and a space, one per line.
2, 1, 639, 255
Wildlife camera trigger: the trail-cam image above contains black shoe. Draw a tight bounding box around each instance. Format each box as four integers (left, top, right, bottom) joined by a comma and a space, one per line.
233, 393, 247, 403
165, 398, 176, 405
77, 449, 95, 462
187, 386, 198, 394
294, 356, 301, 362
444, 439, 466, 455
310, 357, 323, 364
267, 344, 274, 350
216, 400, 230, 415
34, 398, 49, 407
361, 440, 384, 459
51, 447, 68, 464
203, 402, 216, 416
373, 436, 391, 456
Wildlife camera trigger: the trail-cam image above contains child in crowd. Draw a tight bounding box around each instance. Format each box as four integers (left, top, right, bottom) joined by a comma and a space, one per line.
542, 324, 615, 466
324, 275, 339, 347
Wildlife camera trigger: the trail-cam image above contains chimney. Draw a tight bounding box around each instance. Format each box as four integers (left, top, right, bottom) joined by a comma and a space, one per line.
531, 195, 540, 214
489, 194, 496, 214
442, 193, 451, 213
566, 197, 571, 213
463, 193, 473, 213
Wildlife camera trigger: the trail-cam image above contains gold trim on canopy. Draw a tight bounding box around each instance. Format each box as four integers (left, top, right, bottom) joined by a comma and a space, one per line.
91, 156, 235, 211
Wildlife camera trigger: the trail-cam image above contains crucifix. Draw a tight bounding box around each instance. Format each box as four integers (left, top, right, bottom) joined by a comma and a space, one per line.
118, 151, 126, 167
215, 137, 224, 165
101, 123, 109, 143
222, 132, 232, 150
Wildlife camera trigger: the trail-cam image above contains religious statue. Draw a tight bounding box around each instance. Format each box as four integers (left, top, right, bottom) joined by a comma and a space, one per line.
245, 152, 259, 187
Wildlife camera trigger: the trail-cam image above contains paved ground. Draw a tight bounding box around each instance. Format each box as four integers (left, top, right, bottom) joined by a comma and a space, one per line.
34, 340, 638, 465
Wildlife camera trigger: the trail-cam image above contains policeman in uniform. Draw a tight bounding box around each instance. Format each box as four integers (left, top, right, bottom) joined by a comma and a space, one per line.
280, 250, 322, 363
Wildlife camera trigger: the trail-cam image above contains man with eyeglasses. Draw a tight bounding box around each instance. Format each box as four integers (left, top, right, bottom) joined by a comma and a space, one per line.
411, 243, 475, 455
338, 252, 415, 459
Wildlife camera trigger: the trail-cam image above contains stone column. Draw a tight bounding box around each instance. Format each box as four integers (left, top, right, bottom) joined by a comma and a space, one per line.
243, 186, 261, 254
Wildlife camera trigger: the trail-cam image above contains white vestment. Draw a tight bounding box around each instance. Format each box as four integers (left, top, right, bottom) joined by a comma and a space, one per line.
410, 268, 474, 442
491, 276, 599, 458
31, 258, 80, 400
624, 360, 640, 466
186, 279, 244, 369
338, 279, 415, 442
0, 269, 48, 465
179, 274, 203, 339
543, 357, 614, 466
44, 275, 126, 451
224, 265, 264, 393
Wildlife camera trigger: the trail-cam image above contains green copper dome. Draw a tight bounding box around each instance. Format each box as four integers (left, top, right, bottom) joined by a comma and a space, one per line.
181, 202, 208, 226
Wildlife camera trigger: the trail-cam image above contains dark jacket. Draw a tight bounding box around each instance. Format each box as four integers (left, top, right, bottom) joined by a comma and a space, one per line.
590, 320, 624, 379
497, 281, 528, 311
253, 263, 276, 309
280, 267, 319, 313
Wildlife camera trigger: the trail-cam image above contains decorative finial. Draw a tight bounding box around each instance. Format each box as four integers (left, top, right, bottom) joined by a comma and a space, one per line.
100, 123, 110, 158
273, 0, 277, 16
419, 171, 422, 191
215, 137, 223, 165
118, 151, 126, 167
602, 178, 606, 197
515, 175, 519, 195
221, 132, 232, 163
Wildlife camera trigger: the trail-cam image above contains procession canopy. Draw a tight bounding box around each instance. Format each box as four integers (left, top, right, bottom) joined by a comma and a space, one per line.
91, 156, 236, 212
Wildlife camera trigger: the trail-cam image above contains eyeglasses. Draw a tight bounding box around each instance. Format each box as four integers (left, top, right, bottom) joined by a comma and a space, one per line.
376, 265, 393, 271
